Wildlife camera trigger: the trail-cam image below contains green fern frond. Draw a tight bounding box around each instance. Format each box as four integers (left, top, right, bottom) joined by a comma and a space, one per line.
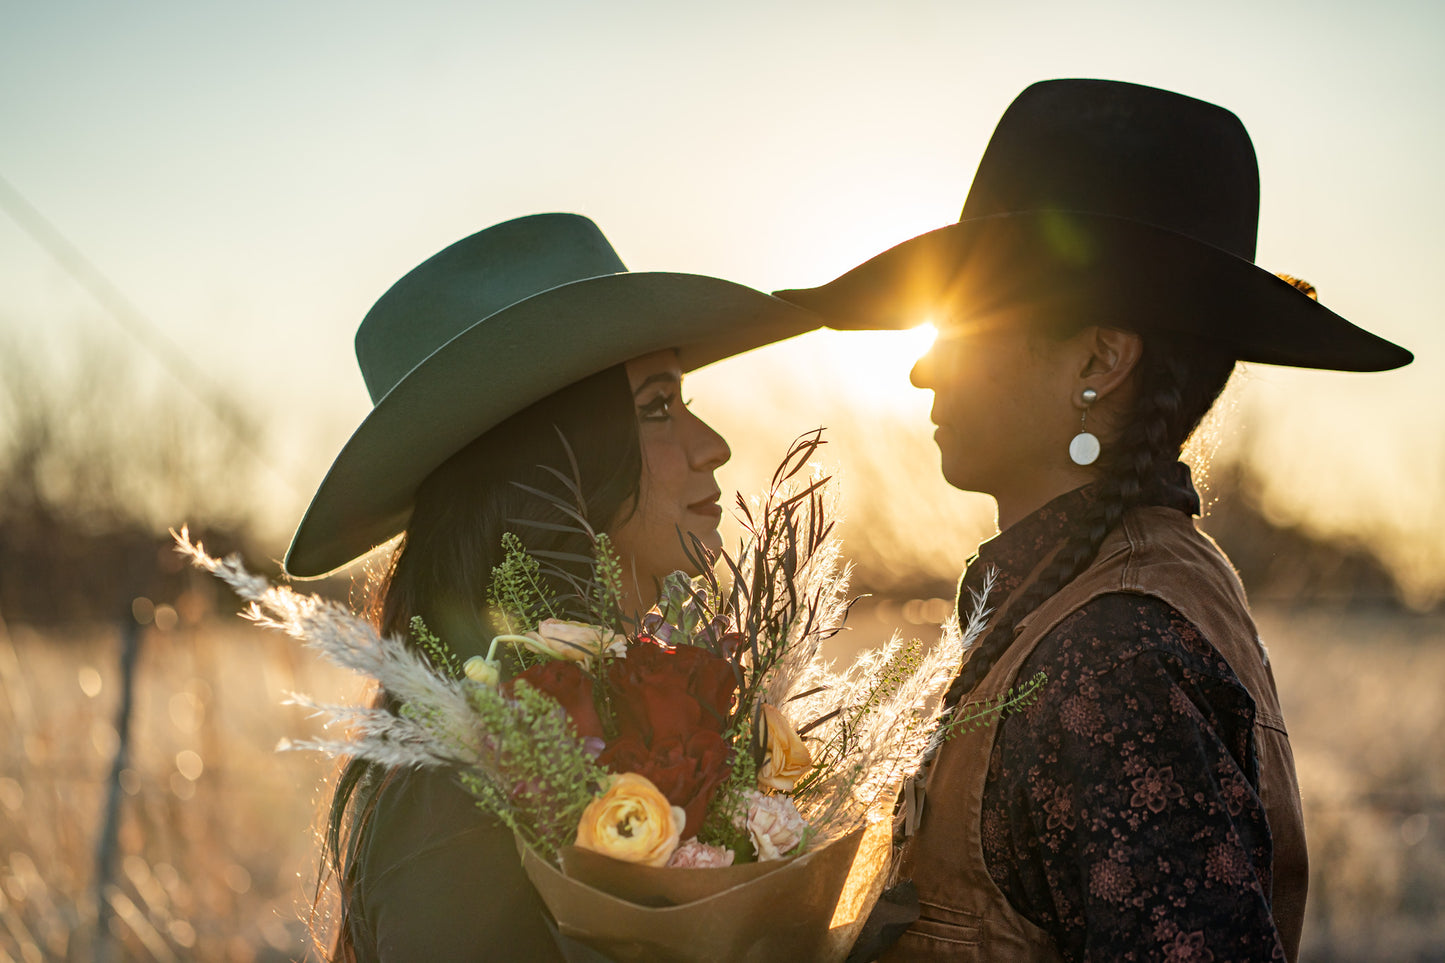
410, 616, 465, 679
939, 670, 1048, 740
486, 532, 559, 633
457, 680, 607, 860
587, 533, 625, 628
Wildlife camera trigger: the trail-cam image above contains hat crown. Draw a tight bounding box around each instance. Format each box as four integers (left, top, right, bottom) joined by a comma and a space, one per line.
961, 79, 1260, 261
354, 213, 628, 404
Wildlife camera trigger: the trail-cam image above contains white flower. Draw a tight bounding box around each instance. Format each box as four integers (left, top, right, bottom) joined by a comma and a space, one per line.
666, 838, 736, 868
742, 790, 809, 861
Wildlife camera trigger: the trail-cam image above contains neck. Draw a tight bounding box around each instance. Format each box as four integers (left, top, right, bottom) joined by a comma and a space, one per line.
617, 569, 658, 620
991, 463, 1097, 531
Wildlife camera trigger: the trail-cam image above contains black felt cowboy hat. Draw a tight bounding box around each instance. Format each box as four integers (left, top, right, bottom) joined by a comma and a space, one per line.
775, 79, 1412, 372
285, 213, 820, 579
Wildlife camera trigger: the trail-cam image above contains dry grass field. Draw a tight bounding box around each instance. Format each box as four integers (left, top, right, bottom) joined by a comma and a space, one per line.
1, 601, 1441, 962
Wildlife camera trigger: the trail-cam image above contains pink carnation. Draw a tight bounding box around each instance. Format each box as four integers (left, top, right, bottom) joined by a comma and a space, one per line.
742, 790, 808, 861
666, 838, 735, 868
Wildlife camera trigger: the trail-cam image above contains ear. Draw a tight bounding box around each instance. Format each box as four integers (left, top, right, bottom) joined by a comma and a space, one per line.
1074, 326, 1143, 406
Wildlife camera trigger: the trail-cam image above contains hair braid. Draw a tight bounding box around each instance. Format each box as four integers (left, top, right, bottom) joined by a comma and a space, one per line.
934, 337, 1219, 720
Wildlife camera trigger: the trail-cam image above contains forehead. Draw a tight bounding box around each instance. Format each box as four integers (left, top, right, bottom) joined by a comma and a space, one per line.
930, 313, 1028, 354
624, 349, 682, 390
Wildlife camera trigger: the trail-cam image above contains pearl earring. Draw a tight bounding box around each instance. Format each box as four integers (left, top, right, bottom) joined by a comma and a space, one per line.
1069, 387, 1100, 466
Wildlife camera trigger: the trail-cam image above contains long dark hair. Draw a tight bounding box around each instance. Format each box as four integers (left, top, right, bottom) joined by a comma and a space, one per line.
314, 363, 643, 959
938, 325, 1237, 713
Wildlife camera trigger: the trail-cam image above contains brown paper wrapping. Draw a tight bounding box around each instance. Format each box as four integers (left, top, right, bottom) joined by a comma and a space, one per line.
520, 815, 893, 962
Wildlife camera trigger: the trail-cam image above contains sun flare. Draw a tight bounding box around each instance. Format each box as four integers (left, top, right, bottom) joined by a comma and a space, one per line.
797, 322, 938, 413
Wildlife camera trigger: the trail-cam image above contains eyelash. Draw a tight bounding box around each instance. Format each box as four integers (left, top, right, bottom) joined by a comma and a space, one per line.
638, 394, 690, 422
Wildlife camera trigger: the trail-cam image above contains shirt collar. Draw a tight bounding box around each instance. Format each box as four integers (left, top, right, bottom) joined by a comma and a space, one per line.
959, 461, 1201, 603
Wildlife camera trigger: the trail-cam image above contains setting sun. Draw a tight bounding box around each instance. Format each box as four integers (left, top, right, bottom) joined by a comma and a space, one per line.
785, 322, 938, 413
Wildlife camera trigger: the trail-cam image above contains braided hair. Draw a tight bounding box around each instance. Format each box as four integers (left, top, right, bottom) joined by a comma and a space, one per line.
936, 330, 1236, 716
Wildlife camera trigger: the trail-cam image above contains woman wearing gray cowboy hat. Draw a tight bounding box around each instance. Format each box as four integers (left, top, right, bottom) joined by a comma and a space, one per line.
292, 213, 819, 960
779, 79, 1412, 962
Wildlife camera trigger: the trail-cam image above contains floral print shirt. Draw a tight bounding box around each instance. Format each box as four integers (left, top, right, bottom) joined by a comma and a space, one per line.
966, 468, 1287, 962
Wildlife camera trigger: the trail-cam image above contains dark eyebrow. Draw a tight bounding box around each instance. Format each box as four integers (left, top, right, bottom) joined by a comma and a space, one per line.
631, 372, 680, 397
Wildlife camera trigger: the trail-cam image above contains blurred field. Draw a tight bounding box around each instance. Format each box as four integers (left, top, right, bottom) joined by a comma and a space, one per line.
1, 602, 1441, 962
0, 614, 364, 962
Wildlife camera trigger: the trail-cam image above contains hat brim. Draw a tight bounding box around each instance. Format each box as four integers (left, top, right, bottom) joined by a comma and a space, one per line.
775, 212, 1412, 373
285, 272, 820, 578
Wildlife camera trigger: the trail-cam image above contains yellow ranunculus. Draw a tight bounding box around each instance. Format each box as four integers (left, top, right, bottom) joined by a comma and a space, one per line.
523, 618, 622, 662
575, 773, 684, 867
757, 703, 813, 791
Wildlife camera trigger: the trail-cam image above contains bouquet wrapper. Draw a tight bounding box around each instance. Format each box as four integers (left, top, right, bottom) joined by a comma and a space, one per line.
519, 815, 893, 963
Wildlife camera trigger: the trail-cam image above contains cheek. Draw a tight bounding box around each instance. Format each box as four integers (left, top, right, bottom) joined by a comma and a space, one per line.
931, 340, 1053, 474
636, 435, 689, 509
932, 347, 1010, 426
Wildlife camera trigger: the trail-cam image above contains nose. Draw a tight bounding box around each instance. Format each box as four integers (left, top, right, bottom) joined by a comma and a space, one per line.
911, 348, 935, 389
686, 410, 731, 472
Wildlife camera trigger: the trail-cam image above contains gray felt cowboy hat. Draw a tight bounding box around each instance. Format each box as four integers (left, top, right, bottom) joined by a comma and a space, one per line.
775, 79, 1413, 373
285, 213, 820, 578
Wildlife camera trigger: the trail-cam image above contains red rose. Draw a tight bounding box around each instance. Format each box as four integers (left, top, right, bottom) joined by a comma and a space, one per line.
598, 729, 731, 838
607, 642, 736, 743
508, 660, 604, 740
600, 642, 738, 836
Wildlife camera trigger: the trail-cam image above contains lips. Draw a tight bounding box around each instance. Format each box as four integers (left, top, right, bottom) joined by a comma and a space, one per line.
687, 493, 723, 520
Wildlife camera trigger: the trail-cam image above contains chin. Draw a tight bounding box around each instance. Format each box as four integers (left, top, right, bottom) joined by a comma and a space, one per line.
696, 528, 724, 560
940, 460, 989, 496
675, 527, 721, 569
935, 446, 968, 491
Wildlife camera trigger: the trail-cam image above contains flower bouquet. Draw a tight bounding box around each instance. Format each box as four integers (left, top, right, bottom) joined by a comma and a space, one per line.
176, 434, 1029, 961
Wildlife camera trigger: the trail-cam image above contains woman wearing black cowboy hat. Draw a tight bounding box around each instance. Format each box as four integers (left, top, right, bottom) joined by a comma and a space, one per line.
780, 79, 1412, 962
288, 213, 819, 960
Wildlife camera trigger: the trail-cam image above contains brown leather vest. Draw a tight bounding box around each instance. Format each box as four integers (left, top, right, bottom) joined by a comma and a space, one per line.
883, 507, 1308, 962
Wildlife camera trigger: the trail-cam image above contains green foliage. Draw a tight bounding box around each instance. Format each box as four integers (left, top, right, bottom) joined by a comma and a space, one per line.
397, 699, 477, 761
586, 533, 626, 630
784, 826, 815, 859
697, 740, 758, 861
938, 671, 1049, 740
410, 616, 465, 679
855, 637, 924, 725
459, 679, 608, 861
487, 531, 559, 634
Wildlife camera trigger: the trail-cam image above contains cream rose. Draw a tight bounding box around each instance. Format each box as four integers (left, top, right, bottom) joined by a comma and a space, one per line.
575, 773, 685, 867
522, 618, 623, 662
757, 703, 813, 791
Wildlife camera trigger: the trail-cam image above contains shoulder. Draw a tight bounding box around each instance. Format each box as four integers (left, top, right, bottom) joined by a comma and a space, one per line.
1083, 507, 1251, 603
350, 767, 566, 961
374, 764, 486, 823
364, 766, 510, 878
1027, 592, 1247, 688
1008, 592, 1259, 760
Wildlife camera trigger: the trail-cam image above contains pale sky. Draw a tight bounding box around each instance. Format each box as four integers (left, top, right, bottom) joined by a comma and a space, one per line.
3, 0, 1442, 594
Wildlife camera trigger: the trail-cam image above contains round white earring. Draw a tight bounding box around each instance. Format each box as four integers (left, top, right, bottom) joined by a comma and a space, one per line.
1069, 387, 1100, 466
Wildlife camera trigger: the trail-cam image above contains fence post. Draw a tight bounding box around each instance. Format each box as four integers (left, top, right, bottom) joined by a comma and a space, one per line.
93, 609, 143, 962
